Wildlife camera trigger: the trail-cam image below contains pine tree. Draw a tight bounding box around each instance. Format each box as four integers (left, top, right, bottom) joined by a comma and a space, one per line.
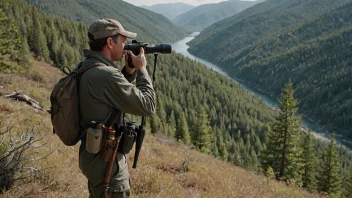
150, 114, 161, 134
260, 82, 302, 186
302, 129, 316, 192
30, 13, 43, 59
266, 167, 275, 185
250, 147, 259, 172
193, 106, 211, 153
175, 112, 191, 145
218, 135, 228, 161
167, 110, 176, 138
266, 166, 275, 180
18, 36, 30, 68
156, 95, 167, 135
345, 164, 352, 197
211, 135, 219, 157
0, 0, 20, 60
260, 128, 281, 175
317, 133, 342, 197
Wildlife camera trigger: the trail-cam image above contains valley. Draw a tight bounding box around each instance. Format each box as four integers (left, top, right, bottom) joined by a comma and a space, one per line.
173, 33, 352, 150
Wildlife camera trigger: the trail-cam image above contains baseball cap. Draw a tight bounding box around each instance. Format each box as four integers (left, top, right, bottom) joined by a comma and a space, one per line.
88, 18, 137, 40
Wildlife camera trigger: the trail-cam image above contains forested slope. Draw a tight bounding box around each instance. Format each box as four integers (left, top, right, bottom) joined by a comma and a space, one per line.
6, 0, 88, 68
3, 0, 276, 171
173, 0, 260, 31
24, 0, 186, 44
188, 0, 352, 138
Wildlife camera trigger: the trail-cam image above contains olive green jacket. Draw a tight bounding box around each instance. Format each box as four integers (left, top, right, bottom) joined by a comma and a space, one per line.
79, 49, 156, 128
78, 49, 155, 195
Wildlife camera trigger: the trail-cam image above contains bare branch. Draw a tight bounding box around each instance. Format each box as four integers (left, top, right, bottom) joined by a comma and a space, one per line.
0, 125, 13, 136
0, 123, 49, 192
30, 136, 44, 144
9, 128, 13, 147
0, 137, 33, 162
0, 133, 5, 146
4, 153, 16, 168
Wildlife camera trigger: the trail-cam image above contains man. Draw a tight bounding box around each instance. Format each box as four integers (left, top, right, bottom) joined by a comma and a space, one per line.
78, 18, 156, 198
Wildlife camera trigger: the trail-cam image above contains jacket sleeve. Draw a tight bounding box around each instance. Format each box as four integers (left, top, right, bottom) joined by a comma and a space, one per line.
121, 66, 137, 83
103, 67, 156, 116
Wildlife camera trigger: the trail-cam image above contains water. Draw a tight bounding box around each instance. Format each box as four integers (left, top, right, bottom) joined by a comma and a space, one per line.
171, 33, 352, 150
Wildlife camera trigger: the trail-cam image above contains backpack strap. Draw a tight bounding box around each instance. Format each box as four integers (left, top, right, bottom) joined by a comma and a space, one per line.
77, 62, 106, 75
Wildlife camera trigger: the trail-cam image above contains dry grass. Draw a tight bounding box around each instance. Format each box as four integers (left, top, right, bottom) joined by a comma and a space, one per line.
0, 61, 325, 198
128, 137, 324, 198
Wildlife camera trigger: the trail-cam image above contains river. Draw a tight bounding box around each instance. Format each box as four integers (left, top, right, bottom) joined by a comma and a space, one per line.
171, 32, 352, 150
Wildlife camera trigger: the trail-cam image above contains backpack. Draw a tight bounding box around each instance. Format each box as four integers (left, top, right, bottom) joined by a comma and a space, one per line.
50, 62, 105, 146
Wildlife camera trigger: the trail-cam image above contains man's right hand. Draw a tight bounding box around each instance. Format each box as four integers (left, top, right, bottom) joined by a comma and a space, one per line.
125, 47, 147, 70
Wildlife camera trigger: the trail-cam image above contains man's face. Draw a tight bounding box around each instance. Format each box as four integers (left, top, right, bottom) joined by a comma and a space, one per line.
111, 35, 127, 61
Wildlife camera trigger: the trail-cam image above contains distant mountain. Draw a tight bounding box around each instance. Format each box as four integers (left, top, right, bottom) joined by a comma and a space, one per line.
141, 3, 195, 20
173, 0, 261, 31
188, 0, 352, 138
24, 0, 186, 44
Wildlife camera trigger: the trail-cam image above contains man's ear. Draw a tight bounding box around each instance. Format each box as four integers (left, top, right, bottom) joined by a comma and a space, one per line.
106, 38, 114, 49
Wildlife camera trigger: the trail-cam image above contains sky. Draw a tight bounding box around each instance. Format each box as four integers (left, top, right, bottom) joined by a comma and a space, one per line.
123, 0, 237, 6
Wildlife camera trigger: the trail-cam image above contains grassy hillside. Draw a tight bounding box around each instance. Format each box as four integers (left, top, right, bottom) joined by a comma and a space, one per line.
141, 3, 195, 20
24, 0, 186, 44
5, 0, 278, 172
188, 0, 352, 138
0, 64, 320, 197
173, 0, 261, 31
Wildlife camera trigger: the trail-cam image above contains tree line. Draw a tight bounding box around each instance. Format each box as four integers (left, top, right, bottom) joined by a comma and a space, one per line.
1, 0, 352, 196
261, 82, 352, 197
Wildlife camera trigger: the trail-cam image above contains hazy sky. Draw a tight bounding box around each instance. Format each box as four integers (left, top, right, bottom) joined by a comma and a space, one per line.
123, 0, 235, 6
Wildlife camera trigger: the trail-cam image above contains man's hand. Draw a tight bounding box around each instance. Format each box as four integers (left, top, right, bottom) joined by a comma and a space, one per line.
125, 47, 147, 71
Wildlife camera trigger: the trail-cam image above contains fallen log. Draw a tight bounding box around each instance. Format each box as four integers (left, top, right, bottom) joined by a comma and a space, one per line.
4, 91, 46, 112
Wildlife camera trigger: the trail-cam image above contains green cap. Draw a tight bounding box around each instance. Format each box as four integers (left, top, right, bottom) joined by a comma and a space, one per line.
88, 18, 137, 40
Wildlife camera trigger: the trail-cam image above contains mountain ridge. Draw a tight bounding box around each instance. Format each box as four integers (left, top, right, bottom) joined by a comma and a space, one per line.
141, 2, 195, 20
24, 0, 186, 44
173, 0, 261, 31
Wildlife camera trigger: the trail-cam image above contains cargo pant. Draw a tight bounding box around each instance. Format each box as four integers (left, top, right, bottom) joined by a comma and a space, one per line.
104, 189, 130, 198
79, 141, 130, 198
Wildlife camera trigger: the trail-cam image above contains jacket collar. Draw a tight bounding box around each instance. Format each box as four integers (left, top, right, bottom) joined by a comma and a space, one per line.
83, 49, 117, 68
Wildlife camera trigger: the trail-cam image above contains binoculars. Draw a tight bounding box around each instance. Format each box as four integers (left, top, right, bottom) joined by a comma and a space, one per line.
124, 40, 172, 55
